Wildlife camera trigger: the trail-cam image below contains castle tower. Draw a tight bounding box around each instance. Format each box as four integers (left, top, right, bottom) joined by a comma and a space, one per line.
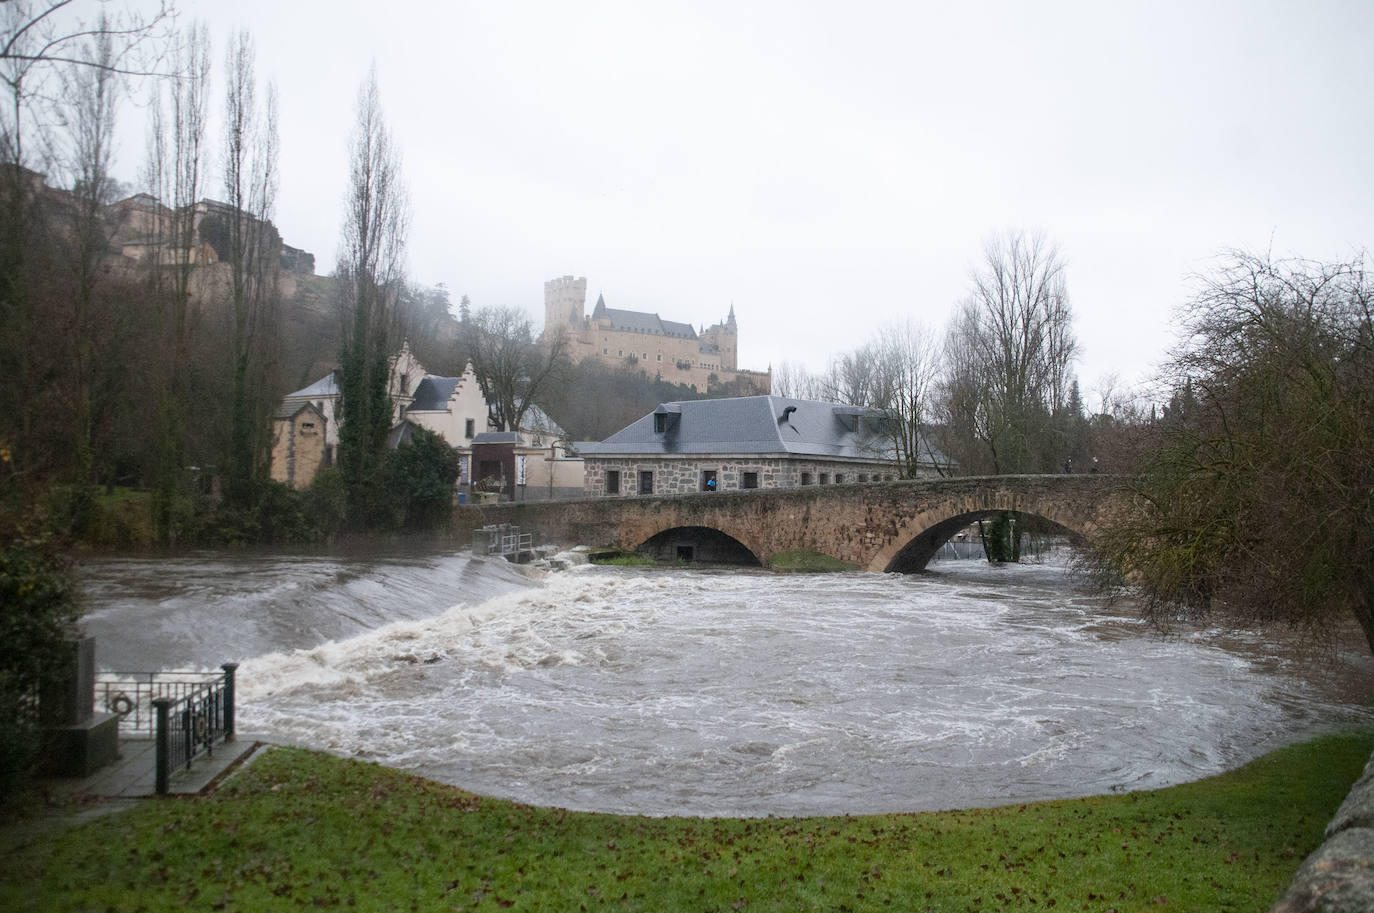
543, 275, 587, 334
699, 304, 739, 372
721, 304, 738, 371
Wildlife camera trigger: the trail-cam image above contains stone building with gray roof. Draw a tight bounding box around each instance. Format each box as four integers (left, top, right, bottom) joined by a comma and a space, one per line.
576, 395, 944, 497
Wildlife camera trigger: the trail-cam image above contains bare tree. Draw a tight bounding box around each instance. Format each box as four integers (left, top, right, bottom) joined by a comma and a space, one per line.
463, 304, 570, 433
770, 360, 822, 401
1095, 251, 1374, 653
0, 1, 174, 488
142, 22, 209, 538
221, 28, 279, 507
939, 229, 1078, 473
335, 64, 409, 526
817, 345, 879, 406
869, 318, 945, 477
54, 17, 121, 487
2, 1, 174, 169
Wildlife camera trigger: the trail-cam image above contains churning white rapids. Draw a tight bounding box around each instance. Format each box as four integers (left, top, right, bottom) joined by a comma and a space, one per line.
79, 547, 1374, 817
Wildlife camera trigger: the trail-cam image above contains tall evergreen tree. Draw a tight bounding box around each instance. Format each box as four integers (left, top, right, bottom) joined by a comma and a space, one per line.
334, 66, 408, 528
221, 30, 280, 509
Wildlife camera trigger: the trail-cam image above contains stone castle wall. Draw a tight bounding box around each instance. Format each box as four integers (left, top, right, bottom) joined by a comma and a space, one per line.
544, 275, 766, 394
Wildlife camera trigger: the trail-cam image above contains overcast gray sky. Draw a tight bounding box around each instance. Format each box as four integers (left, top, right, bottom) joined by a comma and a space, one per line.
131, 0, 1373, 402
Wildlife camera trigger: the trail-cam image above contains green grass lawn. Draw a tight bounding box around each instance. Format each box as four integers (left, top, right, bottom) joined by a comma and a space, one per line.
3, 731, 1370, 912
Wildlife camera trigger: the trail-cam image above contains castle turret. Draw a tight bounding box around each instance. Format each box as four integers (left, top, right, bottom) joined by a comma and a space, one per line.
543, 275, 587, 336
700, 303, 739, 371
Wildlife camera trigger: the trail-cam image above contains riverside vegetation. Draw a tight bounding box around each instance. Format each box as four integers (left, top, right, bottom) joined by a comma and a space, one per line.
3, 731, 1371, 912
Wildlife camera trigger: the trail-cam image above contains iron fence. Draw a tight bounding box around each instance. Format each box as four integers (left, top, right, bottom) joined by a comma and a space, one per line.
95, 663, 238, 794
96, 669, 220, 736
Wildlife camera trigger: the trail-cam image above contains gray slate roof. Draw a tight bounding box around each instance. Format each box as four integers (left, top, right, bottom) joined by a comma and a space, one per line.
409, 375, 459, 411
473, 431, 521, 445
284, 372, 339, 399
577, 395, 932, 462
591, 295, 698, 340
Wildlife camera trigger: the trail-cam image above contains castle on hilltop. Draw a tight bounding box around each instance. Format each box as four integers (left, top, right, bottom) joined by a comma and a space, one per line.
541, 275, 770, 394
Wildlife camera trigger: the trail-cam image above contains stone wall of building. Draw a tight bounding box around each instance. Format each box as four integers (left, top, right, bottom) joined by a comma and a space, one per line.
582, 454, 923, 498
270, 409, 328, 490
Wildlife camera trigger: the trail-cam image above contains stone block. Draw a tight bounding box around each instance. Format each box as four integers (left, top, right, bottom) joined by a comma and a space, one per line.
40, 635, 96, 726
40, 711, 119, 778
1270, 828, 1374, 913
1326, 761, 1374, 836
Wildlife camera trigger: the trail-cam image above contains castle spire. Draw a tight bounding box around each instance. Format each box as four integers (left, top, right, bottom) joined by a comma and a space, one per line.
727, 303, 736, 324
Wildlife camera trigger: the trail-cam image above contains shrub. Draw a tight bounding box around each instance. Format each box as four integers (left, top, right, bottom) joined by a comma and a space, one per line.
387, 427, 459, 529
303, 469, 348, 541
0, 536, 80, 800
251, 480, 315, 544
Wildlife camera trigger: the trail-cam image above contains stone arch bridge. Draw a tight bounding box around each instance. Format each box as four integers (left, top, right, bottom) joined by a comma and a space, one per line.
479, 475, 1124, 572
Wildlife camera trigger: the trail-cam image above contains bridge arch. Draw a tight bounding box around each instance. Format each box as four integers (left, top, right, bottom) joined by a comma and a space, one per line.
867, 489, 1100, 574
633, 525, 763, 566
479, 475, 1118, 574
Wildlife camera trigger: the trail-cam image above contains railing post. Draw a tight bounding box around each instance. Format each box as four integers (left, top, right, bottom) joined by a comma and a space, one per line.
221, 662, 238, 742
182, 704, 192, 770
152, 697, 172, 795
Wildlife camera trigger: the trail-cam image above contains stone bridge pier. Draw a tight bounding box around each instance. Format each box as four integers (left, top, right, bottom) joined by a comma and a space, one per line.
479, 474, 1123, 572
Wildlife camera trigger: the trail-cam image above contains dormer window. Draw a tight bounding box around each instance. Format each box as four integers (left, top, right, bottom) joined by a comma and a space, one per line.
652, 403, 681, 434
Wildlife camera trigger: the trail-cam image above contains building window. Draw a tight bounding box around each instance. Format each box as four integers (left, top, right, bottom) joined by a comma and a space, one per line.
834, 473, 844, 484
639, 470, 654, 495
819, 473, 829, 484
858, 474, 868, 483
654, 413, 666, 433
742, 471, 758, 489
701, 470, 717, 492
465, 418, 475, 438
301, 422, 316, 434
656, 353, 662, 361
606, 470, 620, 494
801, 472, 813, 486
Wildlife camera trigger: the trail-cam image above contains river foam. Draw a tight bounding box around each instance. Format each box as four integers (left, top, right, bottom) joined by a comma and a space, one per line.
81, 549, 1374, 817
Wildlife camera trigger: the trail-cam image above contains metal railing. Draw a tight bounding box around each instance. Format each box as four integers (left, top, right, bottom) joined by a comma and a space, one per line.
95, 663, 238, 794
490, 531, 533, 555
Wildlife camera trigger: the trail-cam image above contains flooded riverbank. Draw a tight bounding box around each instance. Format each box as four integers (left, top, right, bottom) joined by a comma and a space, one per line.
79, 549, 1374, 816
